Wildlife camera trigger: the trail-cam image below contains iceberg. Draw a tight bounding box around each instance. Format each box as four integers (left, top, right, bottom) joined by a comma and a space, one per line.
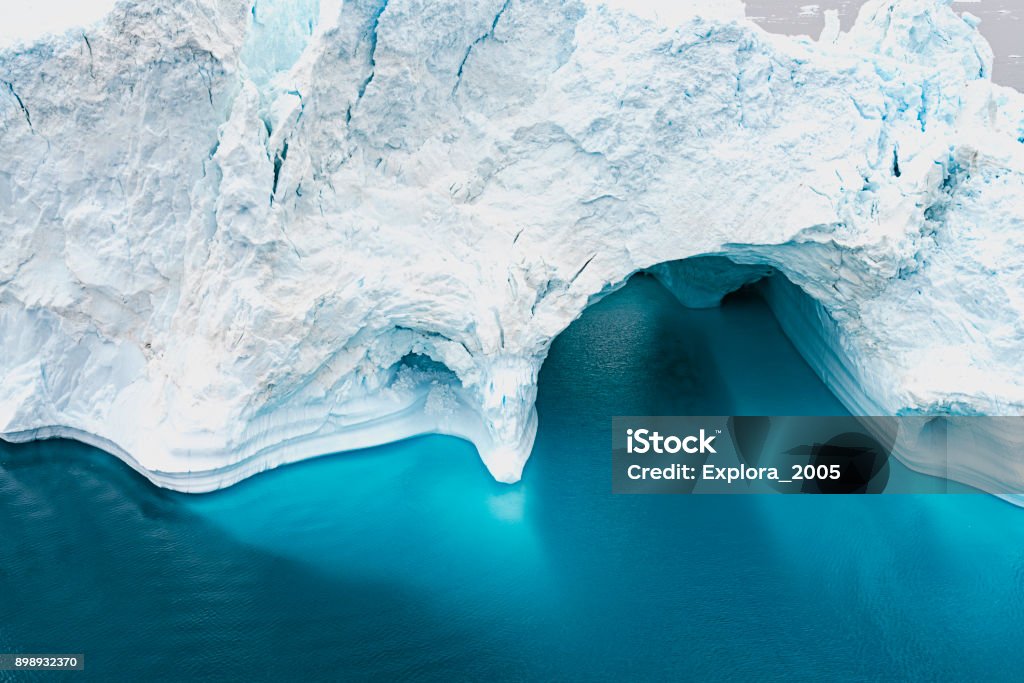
1, 0, 1023, 494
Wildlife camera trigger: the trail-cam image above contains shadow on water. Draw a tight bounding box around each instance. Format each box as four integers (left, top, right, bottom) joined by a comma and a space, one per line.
2, 273, 1024, 680
0, 440, 513, 681
527, 275, 1024, 680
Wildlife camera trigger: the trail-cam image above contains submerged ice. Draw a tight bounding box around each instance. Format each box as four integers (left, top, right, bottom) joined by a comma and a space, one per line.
1, 0, 1023, 494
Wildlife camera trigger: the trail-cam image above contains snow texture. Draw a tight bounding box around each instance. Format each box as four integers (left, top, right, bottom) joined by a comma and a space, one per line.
2, 0, 1023, 493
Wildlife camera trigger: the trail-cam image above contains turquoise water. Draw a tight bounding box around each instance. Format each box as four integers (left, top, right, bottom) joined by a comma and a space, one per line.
3, 275, 1024, 681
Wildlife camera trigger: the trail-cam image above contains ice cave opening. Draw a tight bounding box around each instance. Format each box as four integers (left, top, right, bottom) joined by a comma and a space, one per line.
615, 254, 854, 416
537, 255, 851, 431
536, 259, 1024, 502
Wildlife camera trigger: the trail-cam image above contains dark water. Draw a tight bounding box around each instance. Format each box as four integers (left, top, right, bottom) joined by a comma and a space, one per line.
3, 275, 1024, 681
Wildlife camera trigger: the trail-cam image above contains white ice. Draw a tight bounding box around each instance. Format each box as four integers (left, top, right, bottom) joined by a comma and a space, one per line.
1, 0, 1023, 495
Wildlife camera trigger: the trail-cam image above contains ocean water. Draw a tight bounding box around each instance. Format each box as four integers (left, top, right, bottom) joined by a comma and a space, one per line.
2, 274, 1024, 681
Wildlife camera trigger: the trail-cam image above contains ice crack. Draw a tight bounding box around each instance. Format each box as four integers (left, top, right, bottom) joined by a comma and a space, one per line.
3, 80, 34, 133
452, 0, 511, 97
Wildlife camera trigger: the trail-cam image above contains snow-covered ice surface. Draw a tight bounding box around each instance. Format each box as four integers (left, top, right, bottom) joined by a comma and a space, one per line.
748, 0, 1024, 91
2, 0, 1024, 493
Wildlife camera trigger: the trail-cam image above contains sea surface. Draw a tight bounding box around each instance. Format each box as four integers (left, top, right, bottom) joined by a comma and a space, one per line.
3, 275, 1024, 681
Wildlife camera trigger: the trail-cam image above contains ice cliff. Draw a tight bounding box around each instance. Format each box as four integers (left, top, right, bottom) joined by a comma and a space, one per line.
2, 0, 1023, 493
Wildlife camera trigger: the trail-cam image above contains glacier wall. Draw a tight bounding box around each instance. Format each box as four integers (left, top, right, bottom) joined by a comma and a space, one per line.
1, 0, 1023, 493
